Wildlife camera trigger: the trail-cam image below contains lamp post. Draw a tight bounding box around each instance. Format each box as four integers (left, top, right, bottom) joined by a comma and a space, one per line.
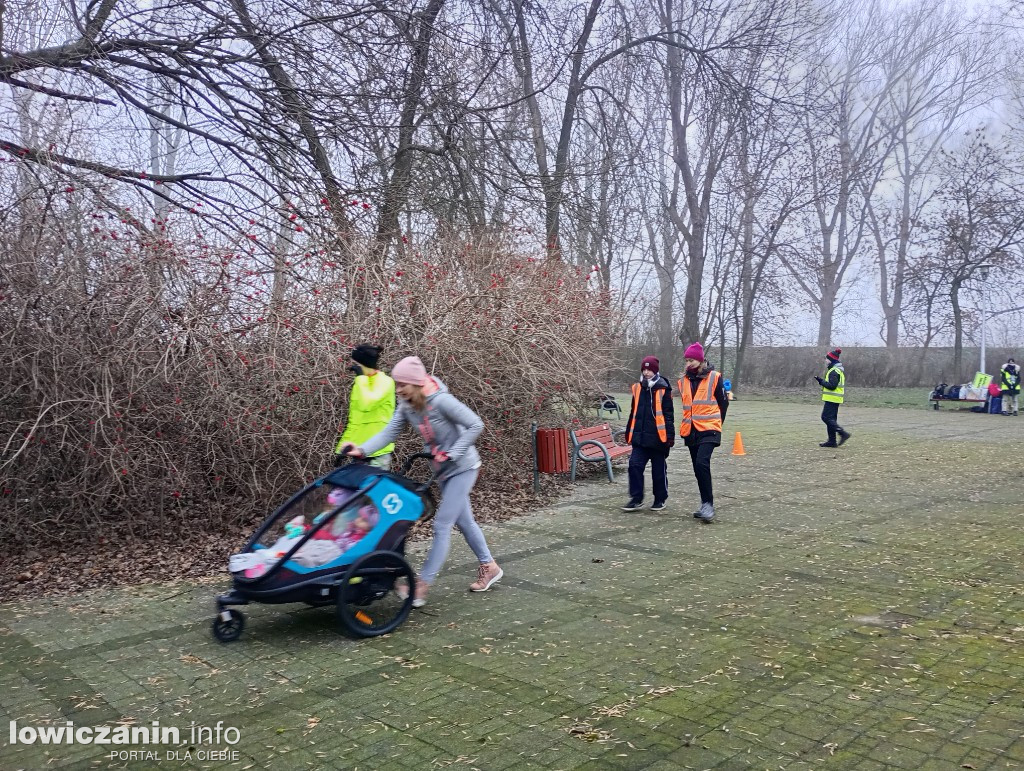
977, 263, 993, 375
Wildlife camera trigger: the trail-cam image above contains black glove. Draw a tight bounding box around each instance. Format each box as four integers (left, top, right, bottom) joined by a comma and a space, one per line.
348, 363, 363, 376
667, 437, 675, 448
332, 453, 345, 468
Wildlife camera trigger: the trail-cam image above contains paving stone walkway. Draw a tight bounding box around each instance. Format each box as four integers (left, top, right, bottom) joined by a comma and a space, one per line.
1, 400, 1023, 770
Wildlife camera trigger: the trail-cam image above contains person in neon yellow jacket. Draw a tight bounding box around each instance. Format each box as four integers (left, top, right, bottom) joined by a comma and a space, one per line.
333, 345, 396, 469
814, 347, 851, 448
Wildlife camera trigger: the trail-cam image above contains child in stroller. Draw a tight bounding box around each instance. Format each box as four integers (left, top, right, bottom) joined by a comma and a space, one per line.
310, 489, 380, 553
231, 496, 382, 579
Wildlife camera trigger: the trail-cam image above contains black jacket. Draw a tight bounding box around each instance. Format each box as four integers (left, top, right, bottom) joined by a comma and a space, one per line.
681, 365, 728, 447
627, 375, 675, 450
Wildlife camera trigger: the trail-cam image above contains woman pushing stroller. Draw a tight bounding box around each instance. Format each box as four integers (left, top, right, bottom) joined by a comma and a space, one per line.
337, 356, 503, 608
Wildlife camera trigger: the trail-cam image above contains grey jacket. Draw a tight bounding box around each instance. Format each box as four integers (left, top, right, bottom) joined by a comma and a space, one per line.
360, 377, 483, 480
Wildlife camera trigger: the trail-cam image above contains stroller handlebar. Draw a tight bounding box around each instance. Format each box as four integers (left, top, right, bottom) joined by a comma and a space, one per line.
401, 452, 444, 492
339, 451, 442, 493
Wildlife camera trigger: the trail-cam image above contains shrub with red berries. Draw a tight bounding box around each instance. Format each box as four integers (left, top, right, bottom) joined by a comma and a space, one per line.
0, 222, 619, 547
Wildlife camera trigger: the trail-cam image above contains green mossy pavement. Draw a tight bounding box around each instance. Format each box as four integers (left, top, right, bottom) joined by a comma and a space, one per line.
2, 400, 1022, 769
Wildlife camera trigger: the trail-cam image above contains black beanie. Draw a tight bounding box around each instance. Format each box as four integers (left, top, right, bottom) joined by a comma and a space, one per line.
351, 344, 381, 369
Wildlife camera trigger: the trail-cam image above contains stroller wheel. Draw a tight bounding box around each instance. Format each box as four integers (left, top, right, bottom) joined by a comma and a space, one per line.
212, 609, 245, 643
337, 550, 414, 638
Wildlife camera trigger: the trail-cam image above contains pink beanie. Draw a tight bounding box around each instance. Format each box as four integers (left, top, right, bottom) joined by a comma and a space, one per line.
391, 356, 427, 386
683, 342, 705, 361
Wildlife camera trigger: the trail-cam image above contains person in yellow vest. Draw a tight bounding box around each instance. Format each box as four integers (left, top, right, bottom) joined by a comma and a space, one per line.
678, 342, 728, 523
333, 345, 396, 469
1000, 357, 1020, 416
621, 356, 675, 512
814, 347, 851, 448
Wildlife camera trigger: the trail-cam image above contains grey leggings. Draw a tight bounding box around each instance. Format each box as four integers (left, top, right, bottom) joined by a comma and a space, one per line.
419, 467, 493, 584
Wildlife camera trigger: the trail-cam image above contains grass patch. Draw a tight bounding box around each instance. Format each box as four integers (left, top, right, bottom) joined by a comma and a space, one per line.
739, 386, 929, 409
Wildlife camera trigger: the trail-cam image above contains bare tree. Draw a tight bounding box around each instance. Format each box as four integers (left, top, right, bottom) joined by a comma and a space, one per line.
660, 0, 795, 346
368, 0, 447, 261
865, 0, 996, 349
781, 0, 912, 346
927, 130, 1024, 377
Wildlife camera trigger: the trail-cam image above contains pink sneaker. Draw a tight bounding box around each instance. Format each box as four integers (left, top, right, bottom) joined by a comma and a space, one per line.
469, 562, 503, 592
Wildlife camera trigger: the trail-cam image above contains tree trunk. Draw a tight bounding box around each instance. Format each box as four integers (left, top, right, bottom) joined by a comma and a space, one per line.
951, 278, 963, 380
373, 0, 447, 262
878, 145, 912, 349
817, 290, 835, 347
679, 224, 705, 346
666, 32, 703, 347
733, 184, 757, 394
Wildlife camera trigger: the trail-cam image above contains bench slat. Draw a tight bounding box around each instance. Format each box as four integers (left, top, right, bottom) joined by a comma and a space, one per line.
580, 446, 631, 459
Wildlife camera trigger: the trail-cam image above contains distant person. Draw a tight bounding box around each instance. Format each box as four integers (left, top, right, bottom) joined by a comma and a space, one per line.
988, 381, 1003, 414
1001, 357, 1020, 416
333, 345, 396, 469
678, 343, 728, 523
621, 356, 675, 512
815, 348, 851, 447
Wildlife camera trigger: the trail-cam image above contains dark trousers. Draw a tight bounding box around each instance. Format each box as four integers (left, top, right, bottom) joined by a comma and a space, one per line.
627, 445, 668, 504
821, 401, 844, 442
688, 443, 716, 504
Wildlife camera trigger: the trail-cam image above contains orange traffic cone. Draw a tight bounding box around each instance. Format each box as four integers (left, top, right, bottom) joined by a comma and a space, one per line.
731, 432, 746, 456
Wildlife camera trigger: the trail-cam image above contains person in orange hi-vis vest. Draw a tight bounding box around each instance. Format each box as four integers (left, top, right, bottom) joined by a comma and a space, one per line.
621, 356, 675, 512
678, 342, 728, 523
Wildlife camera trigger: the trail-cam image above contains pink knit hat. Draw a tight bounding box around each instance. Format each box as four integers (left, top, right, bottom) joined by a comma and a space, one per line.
683, 342, 704, 361
391, 356, 427, 386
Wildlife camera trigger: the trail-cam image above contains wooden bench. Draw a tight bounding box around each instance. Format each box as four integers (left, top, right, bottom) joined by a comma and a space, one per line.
570, 423, 631, 483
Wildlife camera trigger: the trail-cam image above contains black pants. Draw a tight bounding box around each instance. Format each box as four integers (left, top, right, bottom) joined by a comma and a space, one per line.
687, 443, 716, 504
821, 401, 844, 443
627, 445, 668, 504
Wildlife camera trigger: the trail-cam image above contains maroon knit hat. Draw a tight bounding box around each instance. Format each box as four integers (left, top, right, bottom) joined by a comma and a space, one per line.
641, 356, 660, 373
826, 348, 842, 362
684, 342, 704, 361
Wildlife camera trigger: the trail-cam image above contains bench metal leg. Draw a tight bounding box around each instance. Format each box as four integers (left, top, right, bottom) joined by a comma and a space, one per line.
605, 460, 614, 483
570, 454, 577, 483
